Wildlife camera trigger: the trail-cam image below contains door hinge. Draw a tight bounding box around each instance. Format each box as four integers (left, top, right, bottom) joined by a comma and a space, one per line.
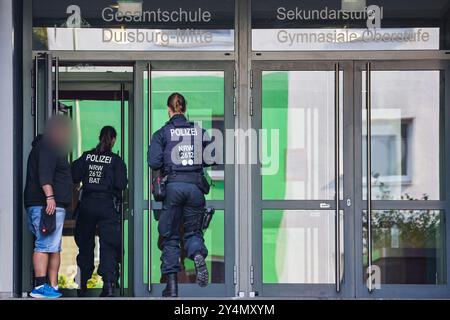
233, 96, 237, 116
250, 69, 254, 89
250, 265, 254, 285
233, 265, 238, 285
249, 97, 254, 117
233, 69, 237, 89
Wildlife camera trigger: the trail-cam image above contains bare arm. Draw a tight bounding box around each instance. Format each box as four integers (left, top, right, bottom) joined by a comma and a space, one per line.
42, 184, 56, 215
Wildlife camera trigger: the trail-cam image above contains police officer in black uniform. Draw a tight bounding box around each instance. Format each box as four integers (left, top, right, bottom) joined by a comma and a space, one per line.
148, 92, 215, 297
72, 126, 128, 297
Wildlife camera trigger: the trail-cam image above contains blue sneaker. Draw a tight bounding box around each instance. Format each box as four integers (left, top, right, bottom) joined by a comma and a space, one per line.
29, 285, 45, 298
41, 284, 62, 298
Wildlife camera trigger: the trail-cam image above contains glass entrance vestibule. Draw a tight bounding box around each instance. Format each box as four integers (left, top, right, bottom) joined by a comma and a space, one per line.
21, 0, 450, 299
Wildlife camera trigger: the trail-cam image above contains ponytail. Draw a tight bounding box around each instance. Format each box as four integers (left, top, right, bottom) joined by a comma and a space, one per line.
94, 126, 117, 154
167, 92, 187, 114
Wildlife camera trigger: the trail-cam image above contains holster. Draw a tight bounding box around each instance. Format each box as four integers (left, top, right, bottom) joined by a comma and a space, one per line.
200, 207, 215, 232
151, 170, 168, 202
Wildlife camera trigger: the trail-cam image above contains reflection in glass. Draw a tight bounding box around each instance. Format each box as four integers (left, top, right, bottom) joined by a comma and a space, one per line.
262, 71, 343, 200
144, 71, 225, 201
143, 71, 226, 285
362, 71, 443, 200
363, 210, 445, 284
263, 210, 342, 284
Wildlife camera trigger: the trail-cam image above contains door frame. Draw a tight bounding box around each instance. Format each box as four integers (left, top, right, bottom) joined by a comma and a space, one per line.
250, 60, 356, 298
354, 60, 450, 299
28, 57, 136, 296
133, 60, 236, 297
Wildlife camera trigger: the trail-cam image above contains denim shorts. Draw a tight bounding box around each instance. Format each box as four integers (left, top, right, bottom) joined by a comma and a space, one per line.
27, 206, 66, 253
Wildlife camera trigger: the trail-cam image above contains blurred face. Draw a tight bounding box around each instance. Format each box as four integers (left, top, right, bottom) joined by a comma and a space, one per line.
47, 119, 72, 150
111, 137, 116, 149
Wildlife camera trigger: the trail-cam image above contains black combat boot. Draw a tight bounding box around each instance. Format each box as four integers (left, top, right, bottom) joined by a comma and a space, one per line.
162, 273, 178, 297
194, 253, 209, 287
77, 282, 88, 297
77, 275, 89, 297
99, 282, 115, 297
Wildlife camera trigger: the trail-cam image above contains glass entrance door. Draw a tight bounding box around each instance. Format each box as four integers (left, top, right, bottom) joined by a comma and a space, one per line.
355, 61, 450, 298
56, 65, 133, 297
252, 60, 450, 298
133, 61, 235, 297
251, 61, 354, 297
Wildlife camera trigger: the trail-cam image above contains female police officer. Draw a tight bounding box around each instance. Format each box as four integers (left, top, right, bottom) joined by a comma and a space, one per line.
72, 126, 127, 297
148, 92, 215, 297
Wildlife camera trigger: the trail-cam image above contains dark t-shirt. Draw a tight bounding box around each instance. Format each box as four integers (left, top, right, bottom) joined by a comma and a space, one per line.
24, 136, 73, 208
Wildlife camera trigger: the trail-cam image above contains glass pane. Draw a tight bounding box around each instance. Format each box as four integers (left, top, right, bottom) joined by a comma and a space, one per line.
143, 210, 225, 284
363, 210, 446, 285
144, 71, 225, 201
252, 0, 442, 50
362, 70, 443, 200
263, 210, 342, 284
262, 71, 343, 200
32, 0, 235, 51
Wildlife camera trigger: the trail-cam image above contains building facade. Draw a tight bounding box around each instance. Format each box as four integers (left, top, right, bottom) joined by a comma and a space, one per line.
1, 0, 450, 298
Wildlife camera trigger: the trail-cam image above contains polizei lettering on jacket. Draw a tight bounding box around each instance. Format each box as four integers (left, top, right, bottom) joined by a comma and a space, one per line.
86, 154, 112, 164
170, 128, 198, 137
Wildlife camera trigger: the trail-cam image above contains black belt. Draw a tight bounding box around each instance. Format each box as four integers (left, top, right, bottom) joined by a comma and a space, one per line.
83, 192, 114, 200
167, 173, 201, 185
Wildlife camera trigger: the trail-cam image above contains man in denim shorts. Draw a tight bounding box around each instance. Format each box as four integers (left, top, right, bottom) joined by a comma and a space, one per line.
24, 116, 72, 298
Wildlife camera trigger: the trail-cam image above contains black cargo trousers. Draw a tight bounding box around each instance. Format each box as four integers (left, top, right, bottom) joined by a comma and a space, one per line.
75, 194, 121, 284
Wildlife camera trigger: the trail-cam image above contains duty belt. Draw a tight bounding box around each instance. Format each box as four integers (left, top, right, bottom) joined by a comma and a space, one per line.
167, 172, 201, 185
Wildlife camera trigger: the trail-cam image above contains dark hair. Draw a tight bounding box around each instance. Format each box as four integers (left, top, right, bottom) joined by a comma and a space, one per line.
167, 92, 187, 114
95, 126, 117, 154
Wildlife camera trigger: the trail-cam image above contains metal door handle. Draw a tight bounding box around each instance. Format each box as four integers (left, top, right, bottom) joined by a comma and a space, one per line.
54, 57, 59, 114
366, 62, 374, 293
33, 56, 39, 137
334, 63, 342, 293
147, 63, 152, 292
45, 53, 53, 119
120, 83, 125, 296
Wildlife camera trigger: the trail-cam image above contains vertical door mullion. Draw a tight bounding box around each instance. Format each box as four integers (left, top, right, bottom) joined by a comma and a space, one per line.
353, 61, 365, 297
223, 63, 237, 296
342, 61, 356, 298
444, 63, 450, 296
251, 65, 263, 296
132, 61, 146, 297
